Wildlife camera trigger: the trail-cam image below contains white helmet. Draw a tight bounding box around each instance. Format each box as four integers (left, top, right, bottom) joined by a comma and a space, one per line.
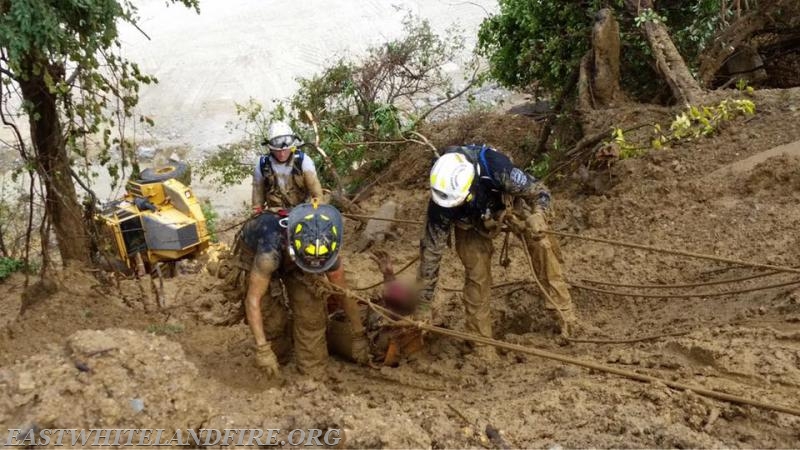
429, 153, 476, 208
266, 121, 300, 150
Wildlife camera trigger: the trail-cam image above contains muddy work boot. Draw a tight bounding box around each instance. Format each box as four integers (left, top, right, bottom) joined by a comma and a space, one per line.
473, 345, 499, 362
555, 308, 602, 338
555, 308, 579, 337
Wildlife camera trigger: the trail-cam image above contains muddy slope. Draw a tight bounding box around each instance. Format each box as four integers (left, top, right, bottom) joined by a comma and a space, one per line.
3, 89, 800, 448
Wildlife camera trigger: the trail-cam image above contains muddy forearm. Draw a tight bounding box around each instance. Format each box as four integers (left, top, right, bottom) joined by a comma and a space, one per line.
498, 169, 552, 211
245, 270, 272, 346
251, 177, 265, 209
327, 263, 365, 334
245, 293, 267, 346
305, 172, 324, 202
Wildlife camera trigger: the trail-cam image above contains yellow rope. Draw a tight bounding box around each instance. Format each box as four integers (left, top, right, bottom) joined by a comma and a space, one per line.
320, 279, 800, 419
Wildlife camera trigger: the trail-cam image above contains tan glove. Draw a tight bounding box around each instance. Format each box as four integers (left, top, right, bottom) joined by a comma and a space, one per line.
255, 344, 279, 377
351, 333, 370, 365
525, 210, 547, 240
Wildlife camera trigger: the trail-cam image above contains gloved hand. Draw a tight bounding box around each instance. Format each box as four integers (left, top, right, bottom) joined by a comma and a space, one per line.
254, 344, 279, 377
351, 333, 371, 365
525, 209, 548, 240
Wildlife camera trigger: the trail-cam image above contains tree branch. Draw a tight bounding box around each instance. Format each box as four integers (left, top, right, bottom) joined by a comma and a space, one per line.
0, 70, 29, 161
415, 67, 481, 123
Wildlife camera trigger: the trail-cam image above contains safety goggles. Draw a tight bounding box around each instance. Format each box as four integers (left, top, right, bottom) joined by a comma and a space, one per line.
265, 134, 297, 151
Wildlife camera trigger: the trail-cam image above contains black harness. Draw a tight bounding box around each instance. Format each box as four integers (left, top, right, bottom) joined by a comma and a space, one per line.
258, 151, 306, 192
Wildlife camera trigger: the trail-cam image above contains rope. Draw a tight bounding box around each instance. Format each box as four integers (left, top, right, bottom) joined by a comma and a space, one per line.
577, 270, 782, 289
317, 279, 800, 419
335, 213, 799, 279
570, 278, 800, 298
442, 279, 529, 292
443, 275, 800, 299
352, 255, 420, 291
546, 230, 800, 275
343, 213, 425, 226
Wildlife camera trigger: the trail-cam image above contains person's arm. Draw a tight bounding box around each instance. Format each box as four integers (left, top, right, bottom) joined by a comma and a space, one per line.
251, 159, 266, 211
416, 201, 452, 307
325, 258, 365, 335
487, 150, 552, 237
488, 150, 552, 212
326, 258, 369, 364
301, 156, 325, 201
245, 254, 275, 346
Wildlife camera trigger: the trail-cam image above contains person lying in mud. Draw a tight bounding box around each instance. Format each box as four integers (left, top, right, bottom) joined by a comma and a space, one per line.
237, 201, 369, 378
327, 250, 423, 366
417, 144, 584, 358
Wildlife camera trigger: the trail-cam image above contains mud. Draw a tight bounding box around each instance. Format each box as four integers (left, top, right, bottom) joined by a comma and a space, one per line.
2, 89, 800, 448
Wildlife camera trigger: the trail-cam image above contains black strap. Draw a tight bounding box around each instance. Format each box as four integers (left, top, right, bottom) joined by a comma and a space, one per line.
291, 151, 305, 176
259, 155, 272, 178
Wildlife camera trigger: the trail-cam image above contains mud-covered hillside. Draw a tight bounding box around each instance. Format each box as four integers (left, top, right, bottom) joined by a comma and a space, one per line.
2, 89, 800, 448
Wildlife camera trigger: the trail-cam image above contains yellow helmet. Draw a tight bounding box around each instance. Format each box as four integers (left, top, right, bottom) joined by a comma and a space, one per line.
287, 203, 343, 273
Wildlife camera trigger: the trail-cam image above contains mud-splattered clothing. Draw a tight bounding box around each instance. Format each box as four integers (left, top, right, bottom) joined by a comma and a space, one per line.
238, 212, 341, 375
251, 150, 325, 210
417, 145, 574, 339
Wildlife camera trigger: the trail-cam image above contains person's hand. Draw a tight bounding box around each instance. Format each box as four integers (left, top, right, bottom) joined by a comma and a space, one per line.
255, 344, 279, 377
351, 333, 371, 365
370, 250, 393, 277
525, 210, 547, 240
252, 205, 264, 216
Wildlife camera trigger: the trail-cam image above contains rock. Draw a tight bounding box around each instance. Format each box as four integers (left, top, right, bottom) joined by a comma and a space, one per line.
129, 398, 145, 413
68, 329, 118, 355
354, 201, 398, 252
17, 371, 35, 392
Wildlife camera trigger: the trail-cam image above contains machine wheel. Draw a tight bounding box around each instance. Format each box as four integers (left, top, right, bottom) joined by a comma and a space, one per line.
139, 162, 191, 185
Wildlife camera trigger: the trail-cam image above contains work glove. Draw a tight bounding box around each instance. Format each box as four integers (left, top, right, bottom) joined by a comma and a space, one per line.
525, 209, 548, 240
254, 344, 279, 378
351, 333, 371, 365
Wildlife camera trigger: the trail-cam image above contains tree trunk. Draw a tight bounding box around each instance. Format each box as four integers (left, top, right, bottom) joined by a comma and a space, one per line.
18, 58, 91, 264
578, 8, 626, 110
698, 0, 794, 87
625, 0, 704, 105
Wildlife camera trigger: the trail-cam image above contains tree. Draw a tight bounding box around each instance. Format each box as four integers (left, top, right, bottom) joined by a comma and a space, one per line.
477, 0, 725, 102
204, 16, 471, 193
0, 0, 199, 265
624, 0, 703, 105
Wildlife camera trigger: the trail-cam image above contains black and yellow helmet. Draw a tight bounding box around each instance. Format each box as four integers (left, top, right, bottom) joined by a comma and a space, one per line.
287, 202, 343, 273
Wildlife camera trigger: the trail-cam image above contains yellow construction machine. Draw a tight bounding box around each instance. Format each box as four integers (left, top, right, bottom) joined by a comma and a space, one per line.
95, 162, 211, 275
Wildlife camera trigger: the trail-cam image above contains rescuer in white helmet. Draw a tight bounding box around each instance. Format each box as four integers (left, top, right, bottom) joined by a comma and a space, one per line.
416, 145, 580, 359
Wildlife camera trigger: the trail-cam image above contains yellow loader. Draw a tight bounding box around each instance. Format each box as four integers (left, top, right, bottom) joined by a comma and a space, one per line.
95, 162, 211, 276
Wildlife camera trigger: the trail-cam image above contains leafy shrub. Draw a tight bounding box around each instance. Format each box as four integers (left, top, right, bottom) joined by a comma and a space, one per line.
0, 257, 25, 281
607, 98, 757, 160
200, 15, 472, 191
200, 201, 219, 243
